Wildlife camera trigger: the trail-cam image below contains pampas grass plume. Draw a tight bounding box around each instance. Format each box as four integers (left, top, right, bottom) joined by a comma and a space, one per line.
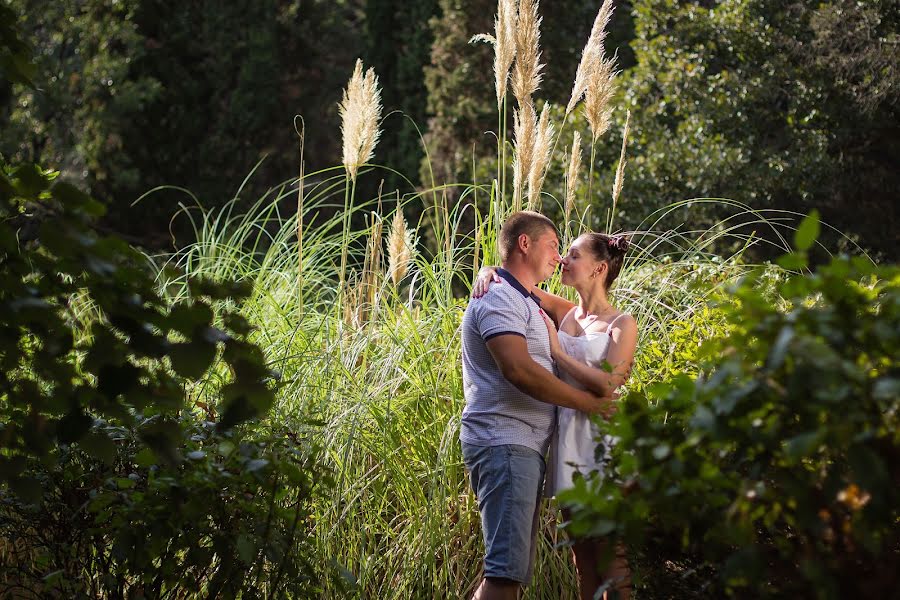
527, 103, 554, 211
567, 0, 615, 115
565, 130, 582, 224
512, 104, 537, 211
612, 109, 630, 205
511, 0, 543, 107
584, 55, 618, 142
388, 210, 415, 287
339, 59, 382, 183
472, 0, 517, 108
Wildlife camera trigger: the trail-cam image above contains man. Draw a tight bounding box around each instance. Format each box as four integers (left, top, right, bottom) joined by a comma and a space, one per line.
461, 211, 614, 600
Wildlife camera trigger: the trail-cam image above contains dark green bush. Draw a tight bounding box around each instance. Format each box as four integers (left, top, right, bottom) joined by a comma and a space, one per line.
1, 23, 338, 596
0, 160, 339, 597
563, 219, 900, 598
1, 417, 330, 598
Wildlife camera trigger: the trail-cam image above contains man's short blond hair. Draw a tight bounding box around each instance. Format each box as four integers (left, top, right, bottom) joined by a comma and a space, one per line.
498, 211, 558, 261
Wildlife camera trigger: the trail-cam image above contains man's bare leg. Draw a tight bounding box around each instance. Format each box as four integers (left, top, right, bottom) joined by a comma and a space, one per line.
472, 577, 520, 600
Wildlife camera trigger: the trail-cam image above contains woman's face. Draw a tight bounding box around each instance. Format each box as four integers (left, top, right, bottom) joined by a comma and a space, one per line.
560, 237, 605, 287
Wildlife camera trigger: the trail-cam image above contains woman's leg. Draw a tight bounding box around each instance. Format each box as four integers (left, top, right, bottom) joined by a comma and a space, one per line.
571, 538, 601, 600
571, 538, 631, 600
563, 508, 631, 600
604, 542, 631, 600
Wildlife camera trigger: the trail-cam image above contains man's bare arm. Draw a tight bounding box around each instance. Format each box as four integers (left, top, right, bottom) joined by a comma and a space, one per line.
485, 334, 615, 416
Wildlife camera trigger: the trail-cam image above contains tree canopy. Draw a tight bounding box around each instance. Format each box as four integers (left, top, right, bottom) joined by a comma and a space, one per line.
1, 0, 896, 257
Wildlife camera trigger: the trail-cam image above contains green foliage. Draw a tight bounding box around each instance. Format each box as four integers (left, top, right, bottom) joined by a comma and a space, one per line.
0, 159, 339, 594
0, 23, 338, 595
3, 1, 162, 205
422, 0, 497, 192
563, 249, 900, 597
1, 417, 331, 597
1, 0, 365, 245
0, 162, 274, 476
615, 0, 900, 258
365, 0, 438, 194
0, 4, 34, 86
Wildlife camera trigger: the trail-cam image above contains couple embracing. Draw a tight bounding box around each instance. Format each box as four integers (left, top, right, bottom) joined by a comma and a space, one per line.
461, 211, 636, 600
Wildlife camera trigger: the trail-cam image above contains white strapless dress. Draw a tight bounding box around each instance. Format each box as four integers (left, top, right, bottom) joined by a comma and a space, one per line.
550, 329, 616, 495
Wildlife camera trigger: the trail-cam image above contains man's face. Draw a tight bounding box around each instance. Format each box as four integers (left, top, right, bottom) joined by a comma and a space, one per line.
529, 228, 562, 282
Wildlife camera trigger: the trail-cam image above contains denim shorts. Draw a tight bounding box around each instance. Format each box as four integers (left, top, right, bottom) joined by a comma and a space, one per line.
461, 442, 546, 584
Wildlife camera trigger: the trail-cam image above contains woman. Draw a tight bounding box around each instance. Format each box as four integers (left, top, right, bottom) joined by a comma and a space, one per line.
473, 232, 636, 600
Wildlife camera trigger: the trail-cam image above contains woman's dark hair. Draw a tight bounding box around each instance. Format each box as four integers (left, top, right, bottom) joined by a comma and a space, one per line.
580, 233, 629, 290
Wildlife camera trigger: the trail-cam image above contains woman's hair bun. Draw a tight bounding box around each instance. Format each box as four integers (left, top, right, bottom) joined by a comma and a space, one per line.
607, 234, 629, 253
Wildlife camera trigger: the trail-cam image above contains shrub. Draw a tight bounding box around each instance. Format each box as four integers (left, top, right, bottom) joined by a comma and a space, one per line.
1, 417, 330, 598
0, 155, 336, 597
562, 218, 900, 597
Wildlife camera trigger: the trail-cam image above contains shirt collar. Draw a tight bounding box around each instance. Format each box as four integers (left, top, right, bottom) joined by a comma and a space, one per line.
497, 268, 542, 306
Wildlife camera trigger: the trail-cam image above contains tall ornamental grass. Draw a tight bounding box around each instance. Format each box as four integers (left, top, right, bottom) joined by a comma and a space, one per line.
153, 182, 822, 598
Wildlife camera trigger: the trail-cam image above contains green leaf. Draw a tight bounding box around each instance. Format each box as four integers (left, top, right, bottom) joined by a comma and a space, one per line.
169, 341, 216, 380
167, 302, 214, 336
784, 431, 820, 461
218, 381, 274, 430
133, 448, 157, 468
652, 444, 671, 460
52, 182, 106, 216
794, 210, 820, 251
10, 163, 51, 197
42, 570, 65, 586
0, 455, 27, 479
236, 534, 256, 564
10, 476, 42, 504
766, 326, 794, 370
690, 405, 715, 431
872, 377, 899, 401
57, 411, 94, 444
223, 312, 252, 336
0, 52, 37, 86
586, 519, 616, 537
848, 445, 890, 491
776, 252, 807, 271
245, 458, 269, 473
79, 431, 117, 466
139, 419, 183, 466
97, 363, 141, 399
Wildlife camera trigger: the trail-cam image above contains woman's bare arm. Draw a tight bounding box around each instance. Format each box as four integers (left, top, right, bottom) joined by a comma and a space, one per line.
551, 315, 638, 396
531, 287, 576, 328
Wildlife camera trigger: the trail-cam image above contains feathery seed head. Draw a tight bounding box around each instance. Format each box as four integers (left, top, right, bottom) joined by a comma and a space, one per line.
512, 104, 537, 211
511, 0, 543, 108
342, 277, 362, 327
496, 0, 518, 108
474, 0, 518, 108
339, 59, 382, 183
387, 210, 415, 287
567, 0, 616, 115
361, 211, 384, 318
527, 103, 554, 210
565, 130, 582, 223
584, 55, 618, 141
612, 109, 631, 204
